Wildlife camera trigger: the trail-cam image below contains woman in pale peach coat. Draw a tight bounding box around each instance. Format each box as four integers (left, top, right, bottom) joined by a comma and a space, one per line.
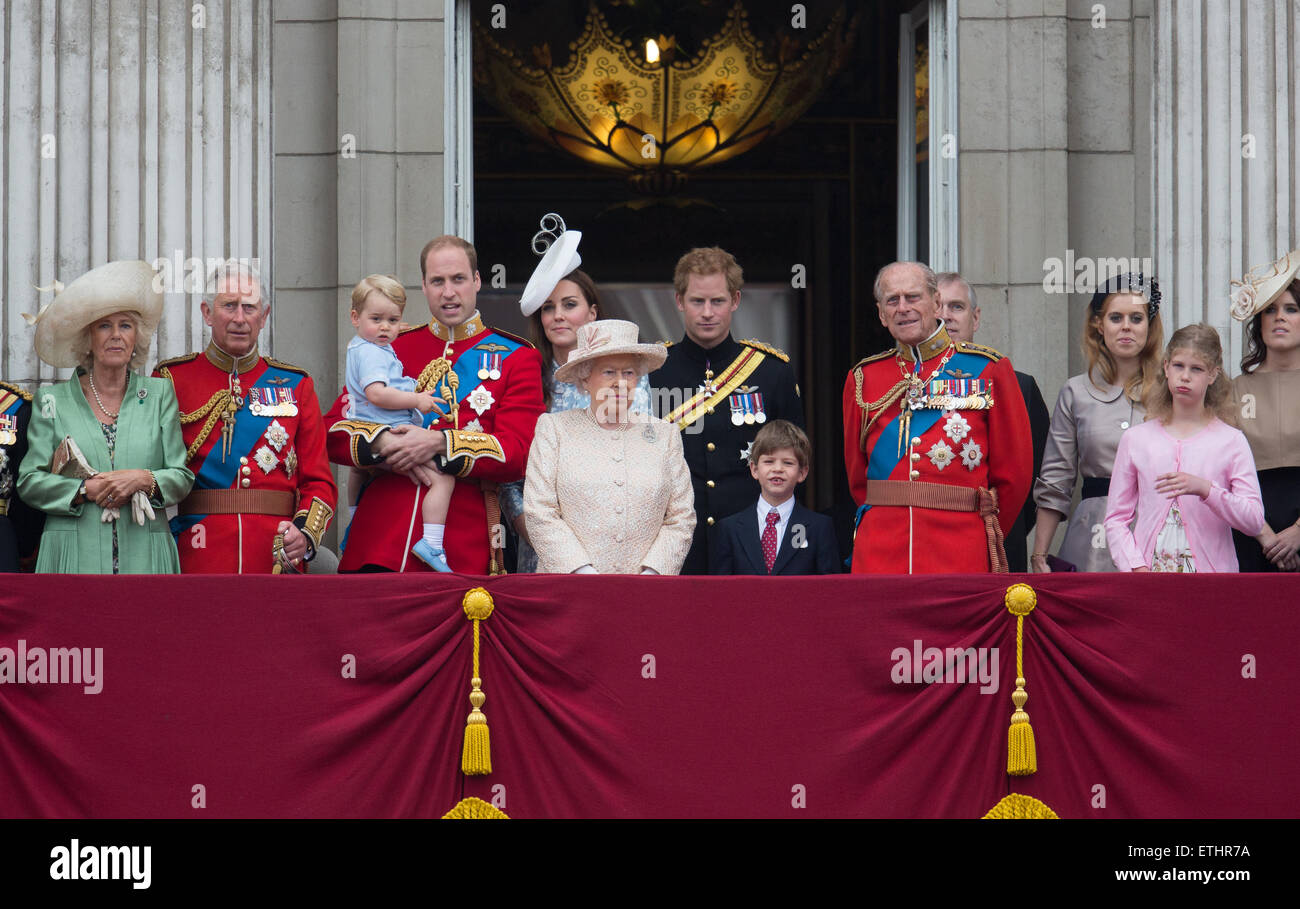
523, 320, 695, 575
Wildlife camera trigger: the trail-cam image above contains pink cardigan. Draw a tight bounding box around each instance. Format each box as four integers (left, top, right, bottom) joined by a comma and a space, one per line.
1104, 418, 1265, 572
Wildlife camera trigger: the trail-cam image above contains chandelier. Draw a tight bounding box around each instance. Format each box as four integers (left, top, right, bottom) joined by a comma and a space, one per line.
473, 2, 856, 194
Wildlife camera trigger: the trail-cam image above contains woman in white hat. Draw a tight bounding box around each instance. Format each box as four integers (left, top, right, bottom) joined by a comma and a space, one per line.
523, 320, 695, 575
1230, 250, 1300, 571
498, 216, 652, 572
18, 260, 194, 573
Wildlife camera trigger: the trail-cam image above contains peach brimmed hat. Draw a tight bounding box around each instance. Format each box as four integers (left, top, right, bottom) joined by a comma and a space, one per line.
554, 320, 667, 384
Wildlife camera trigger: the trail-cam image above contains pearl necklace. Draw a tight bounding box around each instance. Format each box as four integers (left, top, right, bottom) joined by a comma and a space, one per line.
88, 372, 121, 420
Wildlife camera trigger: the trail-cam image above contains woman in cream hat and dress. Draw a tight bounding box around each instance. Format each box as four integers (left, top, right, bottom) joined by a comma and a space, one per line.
18, 260, 193, 573
498, 214, 652, 572
1230, 250, 1300, 571
523, 319, 695, 575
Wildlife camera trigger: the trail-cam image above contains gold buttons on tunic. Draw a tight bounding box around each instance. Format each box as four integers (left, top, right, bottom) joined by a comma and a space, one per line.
909, 469, 920, 479
707, 443, 715, 452
911, 437, 921, 445
707, 516, 715, 526
241, 478, 251, 488
910, 453, 920, 462
241, 466, 251, 476
707, 406, 715, 414
706, 480, 715, 488
240, 457, 249, 465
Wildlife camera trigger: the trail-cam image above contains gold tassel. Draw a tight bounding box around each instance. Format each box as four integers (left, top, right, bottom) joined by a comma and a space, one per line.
982, 793, 1057, 819
1004, 583, 1038, 776
461, 587, 495, 775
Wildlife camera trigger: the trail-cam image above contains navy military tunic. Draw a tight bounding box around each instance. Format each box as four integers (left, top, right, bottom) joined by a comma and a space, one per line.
650, 333, 804, 574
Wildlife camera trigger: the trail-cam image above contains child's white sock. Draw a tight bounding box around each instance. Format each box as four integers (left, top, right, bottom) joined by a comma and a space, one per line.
423, 523, 445, 549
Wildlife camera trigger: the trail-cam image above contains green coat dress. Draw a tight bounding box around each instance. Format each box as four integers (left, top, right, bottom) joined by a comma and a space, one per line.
17, 371, 194, 573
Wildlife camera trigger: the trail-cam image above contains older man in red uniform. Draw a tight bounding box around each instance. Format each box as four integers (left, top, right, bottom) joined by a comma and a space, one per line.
843, 261, 1032, 573
324, 236, 544, 573
155, 264, 337, 572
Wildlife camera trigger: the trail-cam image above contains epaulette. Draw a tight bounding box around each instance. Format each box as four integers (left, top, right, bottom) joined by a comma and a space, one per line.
398, 322, 427, 336
265, 357, 309, 376
0, 380, 32, 401
852, 349, 894, 369
955, 340, 1004, 361
154, 352, 198, 371
487, 326, 535, 349
740, 338, 789, 362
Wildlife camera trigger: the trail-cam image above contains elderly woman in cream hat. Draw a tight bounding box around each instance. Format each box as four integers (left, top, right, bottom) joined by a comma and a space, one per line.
498, 214, 654, 571
523, 320, 695, 575
1230, 250, 1300, 571
18, 260, 193, 573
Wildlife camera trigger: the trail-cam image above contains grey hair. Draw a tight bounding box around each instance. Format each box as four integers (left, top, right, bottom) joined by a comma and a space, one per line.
206, 258, 266, 308
77, 311, 150, 373
873, 261, 939, 303
935, 271, 978, 310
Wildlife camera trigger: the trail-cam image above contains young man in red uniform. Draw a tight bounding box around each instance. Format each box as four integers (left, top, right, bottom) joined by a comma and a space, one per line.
155, 263, 337, 573
324, 236, 544, 573
842, 261, 1032, 573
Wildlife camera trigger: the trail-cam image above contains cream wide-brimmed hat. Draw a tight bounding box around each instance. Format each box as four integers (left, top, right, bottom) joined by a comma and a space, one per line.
27, 260, 164, 368
554, 320, 667, 385
518, 213, 582, 317
1230, 249, 1300, 322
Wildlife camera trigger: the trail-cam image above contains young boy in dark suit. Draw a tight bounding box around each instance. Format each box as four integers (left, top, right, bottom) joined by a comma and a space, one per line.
711, 420, 841, 575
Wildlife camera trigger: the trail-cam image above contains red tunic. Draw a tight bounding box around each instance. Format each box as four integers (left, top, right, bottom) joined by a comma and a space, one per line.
324, 313, 544, 574
155, 345, 337, 573
843, 327, 1032, 574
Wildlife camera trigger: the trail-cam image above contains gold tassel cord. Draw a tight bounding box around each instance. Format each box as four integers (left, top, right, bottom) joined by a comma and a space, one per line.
1004, 583, 1038, 776
442, 797, 509, 819
461, 587, 495, 775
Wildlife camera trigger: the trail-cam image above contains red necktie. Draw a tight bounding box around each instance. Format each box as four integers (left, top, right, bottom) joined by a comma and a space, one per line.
762, 509, 780, 573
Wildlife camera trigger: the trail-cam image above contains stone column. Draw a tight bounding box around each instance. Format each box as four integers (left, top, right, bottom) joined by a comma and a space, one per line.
1152, 0, 1300, 372
1, 0, 272, 384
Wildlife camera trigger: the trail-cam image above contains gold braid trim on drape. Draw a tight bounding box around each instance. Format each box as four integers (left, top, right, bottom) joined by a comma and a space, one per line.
177, 388, 235, 461
442, 797, 509, 819
982, 793, 1058, 819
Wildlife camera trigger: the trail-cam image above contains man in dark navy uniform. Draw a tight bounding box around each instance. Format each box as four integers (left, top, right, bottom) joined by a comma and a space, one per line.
650, 247, 803, 574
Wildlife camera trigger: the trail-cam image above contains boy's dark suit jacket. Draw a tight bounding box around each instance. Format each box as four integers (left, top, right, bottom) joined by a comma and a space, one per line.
711, 500, 842, 575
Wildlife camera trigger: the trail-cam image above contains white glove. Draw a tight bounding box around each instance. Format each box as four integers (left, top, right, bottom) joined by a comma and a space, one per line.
130, 490, 155, 526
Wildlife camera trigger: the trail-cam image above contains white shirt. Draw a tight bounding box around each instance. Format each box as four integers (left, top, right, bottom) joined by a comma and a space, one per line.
755, 494, 796, 551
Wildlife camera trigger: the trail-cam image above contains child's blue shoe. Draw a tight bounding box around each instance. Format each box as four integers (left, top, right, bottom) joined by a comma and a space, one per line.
413, 540, 452, 572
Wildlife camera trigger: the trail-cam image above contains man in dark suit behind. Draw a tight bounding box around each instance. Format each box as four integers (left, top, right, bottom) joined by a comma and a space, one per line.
937, 272, 1050, 572
711, 420, 840, 575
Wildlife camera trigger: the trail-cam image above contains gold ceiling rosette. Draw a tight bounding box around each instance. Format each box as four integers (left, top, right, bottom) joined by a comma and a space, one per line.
474, 2, 856, 194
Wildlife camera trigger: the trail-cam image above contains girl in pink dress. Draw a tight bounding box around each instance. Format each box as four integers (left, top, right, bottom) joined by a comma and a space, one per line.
1104, 324, 1265, 572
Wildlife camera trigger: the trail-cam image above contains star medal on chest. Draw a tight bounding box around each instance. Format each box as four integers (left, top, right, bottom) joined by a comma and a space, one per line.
467, 385, 495, 416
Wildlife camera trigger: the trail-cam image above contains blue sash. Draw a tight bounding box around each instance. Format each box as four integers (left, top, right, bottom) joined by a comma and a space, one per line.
853, 351, 993, 531
170, 365, 303, 537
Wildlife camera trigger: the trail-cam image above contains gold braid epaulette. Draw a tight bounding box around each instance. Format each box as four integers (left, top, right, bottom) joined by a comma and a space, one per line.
177, 388, 235, 461
0, 380, 32, 402
265, 356, 308, 375
740, 339, 789, 362
853, 365, 910, 452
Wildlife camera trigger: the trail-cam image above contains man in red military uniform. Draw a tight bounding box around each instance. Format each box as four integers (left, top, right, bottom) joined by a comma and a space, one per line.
324, 235, 544, 573
155, 262, 337, 572
843, 261, 1032, 573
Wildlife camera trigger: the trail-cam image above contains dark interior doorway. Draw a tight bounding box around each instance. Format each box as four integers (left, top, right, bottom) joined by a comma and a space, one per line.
471, 0, 910, 529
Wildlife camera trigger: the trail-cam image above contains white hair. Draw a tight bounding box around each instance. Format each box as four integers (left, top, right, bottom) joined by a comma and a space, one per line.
206, 259, 265, 308
873, 261, 938, 303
